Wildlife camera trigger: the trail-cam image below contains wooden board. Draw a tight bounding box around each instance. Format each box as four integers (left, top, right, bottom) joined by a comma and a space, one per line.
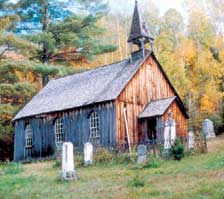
115, 56, 187, 144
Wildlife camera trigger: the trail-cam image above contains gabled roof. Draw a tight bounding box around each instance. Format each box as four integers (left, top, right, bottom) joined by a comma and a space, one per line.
139, 97, 176, 119
13, 52, 149, 121
128, 0, 154, 44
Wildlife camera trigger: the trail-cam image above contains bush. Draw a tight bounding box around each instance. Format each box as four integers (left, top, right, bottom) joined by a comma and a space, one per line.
128, 173, 145, 188
170, 139, 185, 160
93, 147, 113, 165
52, 160, 61, 168
114, 152, 136, 164
4, 162, 23, 175
74, 152, 84, 167
144, 156, 162, 168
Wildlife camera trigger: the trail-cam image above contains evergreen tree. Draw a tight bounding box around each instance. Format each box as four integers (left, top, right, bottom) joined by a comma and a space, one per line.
7, 0, 117, 64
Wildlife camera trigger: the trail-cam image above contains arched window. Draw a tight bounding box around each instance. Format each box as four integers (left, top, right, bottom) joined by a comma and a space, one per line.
25, 123, 33, 148
54, 118, 64, 144
89, 111, 100, 144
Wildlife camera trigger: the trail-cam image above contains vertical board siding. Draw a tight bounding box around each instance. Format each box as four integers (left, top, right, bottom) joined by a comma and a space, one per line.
162, 101, 187, 137
14, 120, 25, 161
14, 102, 116, 161
116, 56, 187, 144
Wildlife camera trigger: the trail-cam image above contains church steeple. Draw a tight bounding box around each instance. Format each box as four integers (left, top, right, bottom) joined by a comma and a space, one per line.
128, 0, 154, 51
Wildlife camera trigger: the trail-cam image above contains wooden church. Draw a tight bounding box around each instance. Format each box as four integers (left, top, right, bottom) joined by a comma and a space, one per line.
13, 1, 189, 161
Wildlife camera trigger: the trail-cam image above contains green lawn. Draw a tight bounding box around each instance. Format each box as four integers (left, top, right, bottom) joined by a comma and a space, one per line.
0, 137, 224, 199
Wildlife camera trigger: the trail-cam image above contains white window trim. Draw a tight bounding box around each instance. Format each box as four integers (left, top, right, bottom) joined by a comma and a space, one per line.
25, 123, 33, 148
89, 111, 100, 144
54, 118, 64, 145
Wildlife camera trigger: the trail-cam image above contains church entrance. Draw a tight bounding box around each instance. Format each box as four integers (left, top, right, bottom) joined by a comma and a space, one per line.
138, 117, 158, 143
146, 118, 157, 141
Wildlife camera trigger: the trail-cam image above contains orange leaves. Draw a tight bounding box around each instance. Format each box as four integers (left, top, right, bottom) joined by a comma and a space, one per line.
200, 92, 222, 114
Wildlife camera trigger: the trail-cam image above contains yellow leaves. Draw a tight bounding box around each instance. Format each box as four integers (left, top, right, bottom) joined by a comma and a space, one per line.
179, 39, 197, 67
15, 70, 36, 84
15, 70, 24, 82
0, 17, 14, 32
215, 32, 224, 50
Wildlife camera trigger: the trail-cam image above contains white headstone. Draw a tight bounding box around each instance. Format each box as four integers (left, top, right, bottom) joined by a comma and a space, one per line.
84, 142, 93, 166
164, 120, 176, 150
62, 142, 77, 180
137, 144, 147, 164
187, 131, 194, 149
202, 119, 216, 138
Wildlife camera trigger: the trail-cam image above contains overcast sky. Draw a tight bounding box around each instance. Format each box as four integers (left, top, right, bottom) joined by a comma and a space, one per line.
109, 0, 185, 16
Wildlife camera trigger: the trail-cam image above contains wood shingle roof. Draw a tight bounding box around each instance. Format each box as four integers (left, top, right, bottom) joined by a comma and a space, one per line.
138, 96, 176, 119
13, 52, 149, 121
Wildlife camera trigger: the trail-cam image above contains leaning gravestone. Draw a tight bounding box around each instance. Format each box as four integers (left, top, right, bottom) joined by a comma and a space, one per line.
202, 119, 216, 138
137, 144, 147, 164
84, 142, 93, 166
187, 131, 194, 150
62, 142, 78, 180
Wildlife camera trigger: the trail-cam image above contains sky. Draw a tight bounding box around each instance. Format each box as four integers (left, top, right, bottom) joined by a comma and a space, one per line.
109, 0, 186, 16
153, 0, 185, 15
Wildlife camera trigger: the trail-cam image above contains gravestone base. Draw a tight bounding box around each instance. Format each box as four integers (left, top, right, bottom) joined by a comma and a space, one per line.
84, 160, 92, 167
62, 171, 78, 181
206, 133, 216, 139
137, 155, 147, 164
162, 149, 170, 158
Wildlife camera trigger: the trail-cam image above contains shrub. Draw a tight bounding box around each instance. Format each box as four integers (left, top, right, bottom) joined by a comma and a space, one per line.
144, 156, 162, 168
158, 144, 164, 157
52, 160, 61, 168
114, 152, 136, 164
128, 173, 145, 188
74, 152, 84, 167
170, 139, 185, 160
93, 147, 113, 165
4, 162, 23, 175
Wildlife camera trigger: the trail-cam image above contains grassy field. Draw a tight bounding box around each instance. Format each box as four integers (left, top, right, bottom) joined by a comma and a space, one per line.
0, 136, 224, 199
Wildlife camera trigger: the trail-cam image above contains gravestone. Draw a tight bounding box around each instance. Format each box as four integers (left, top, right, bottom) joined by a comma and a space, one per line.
84, 142, 93, 166
187, 131, 194, 150
163, 119, 176, 149
62, 142, 78, 180
137, 144, 147, 164
163, 113, 176, 157
202, 119, 216, 138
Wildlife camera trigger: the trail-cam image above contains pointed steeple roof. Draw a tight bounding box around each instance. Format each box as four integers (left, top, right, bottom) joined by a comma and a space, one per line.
128, 0, 154, 45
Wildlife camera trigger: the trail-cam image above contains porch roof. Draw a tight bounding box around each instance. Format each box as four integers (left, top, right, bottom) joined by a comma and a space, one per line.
138, 96, 176, 119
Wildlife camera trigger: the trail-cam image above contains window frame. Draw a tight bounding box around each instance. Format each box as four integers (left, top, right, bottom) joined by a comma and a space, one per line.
54, 117, 64, 145
25, 123, 33, 148
89, 111, 100, 144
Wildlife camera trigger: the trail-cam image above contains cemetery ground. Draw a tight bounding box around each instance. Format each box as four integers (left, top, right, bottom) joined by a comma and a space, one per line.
0, 136, 224, 199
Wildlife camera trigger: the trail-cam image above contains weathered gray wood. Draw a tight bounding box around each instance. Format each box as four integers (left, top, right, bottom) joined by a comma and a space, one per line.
14, 102, 116, 161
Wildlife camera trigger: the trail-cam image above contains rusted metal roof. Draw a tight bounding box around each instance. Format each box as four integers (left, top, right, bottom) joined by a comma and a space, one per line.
138, 97, 176, 119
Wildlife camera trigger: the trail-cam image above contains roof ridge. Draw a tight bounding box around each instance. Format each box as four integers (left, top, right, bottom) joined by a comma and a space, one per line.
49, 58, 130, 84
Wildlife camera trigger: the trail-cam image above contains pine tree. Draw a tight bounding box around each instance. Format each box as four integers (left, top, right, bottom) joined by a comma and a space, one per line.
7, 0, 117, 64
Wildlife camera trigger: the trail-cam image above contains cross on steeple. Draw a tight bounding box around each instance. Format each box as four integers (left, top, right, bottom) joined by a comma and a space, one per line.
128, 0, 154, 52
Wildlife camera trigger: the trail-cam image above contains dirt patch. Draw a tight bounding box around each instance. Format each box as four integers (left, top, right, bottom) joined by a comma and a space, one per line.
207, 134, 224, 153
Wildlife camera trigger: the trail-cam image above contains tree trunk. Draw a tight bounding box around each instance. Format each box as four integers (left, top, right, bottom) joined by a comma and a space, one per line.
42, 2, 49, 64
42, 2, 50, 87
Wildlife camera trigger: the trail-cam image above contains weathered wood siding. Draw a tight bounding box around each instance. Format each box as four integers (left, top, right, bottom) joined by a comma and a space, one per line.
162, 101, 187, 137
115, 56, 187, 144
14, 102, 116, 161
